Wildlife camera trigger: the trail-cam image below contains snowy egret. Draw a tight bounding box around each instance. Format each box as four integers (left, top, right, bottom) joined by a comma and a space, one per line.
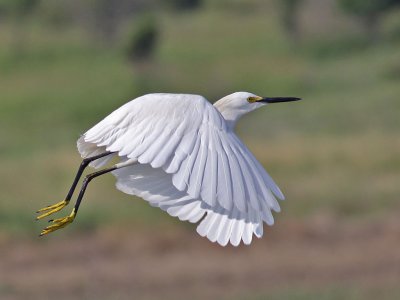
37, 92, 300, 246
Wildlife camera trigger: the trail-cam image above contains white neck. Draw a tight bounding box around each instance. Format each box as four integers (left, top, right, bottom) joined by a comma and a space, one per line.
213, 96, 262, 130
214, 103, 240, 129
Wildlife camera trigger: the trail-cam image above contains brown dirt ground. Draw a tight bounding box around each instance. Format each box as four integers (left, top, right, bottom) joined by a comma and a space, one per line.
1, 213, 400, 300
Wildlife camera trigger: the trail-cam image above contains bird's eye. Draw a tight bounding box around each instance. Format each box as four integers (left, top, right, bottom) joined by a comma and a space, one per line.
247, 96, 258, 103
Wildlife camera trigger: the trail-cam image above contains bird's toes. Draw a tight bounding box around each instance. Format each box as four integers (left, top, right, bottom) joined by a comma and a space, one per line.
36, 200, 69, 220
39, 210, 76, 236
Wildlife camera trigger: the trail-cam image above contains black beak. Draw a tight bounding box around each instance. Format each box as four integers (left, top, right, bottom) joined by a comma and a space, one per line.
260, 97, 301, 103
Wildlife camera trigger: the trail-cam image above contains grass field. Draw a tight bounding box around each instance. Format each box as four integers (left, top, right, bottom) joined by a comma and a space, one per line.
1, 2, 400, 299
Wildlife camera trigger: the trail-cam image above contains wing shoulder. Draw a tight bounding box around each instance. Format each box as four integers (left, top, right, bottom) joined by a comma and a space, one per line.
79, 93, 225, 162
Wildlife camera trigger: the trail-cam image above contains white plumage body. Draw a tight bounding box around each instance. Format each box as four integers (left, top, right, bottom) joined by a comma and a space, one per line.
77, 92, 286, 246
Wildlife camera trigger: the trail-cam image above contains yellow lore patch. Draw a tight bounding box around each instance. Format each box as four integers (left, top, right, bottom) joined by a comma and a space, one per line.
247, 96, 263, 103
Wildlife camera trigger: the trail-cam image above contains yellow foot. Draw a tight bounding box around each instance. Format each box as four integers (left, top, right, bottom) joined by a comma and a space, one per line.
36, 200, 69, 220
39, 210, 76, 236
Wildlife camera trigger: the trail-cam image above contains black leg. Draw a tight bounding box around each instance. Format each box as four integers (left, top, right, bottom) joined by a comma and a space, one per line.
38, 157, 137, 236
39, 166, 118, 236
36, 151, 113, 220
72, 166, 117, 215
66, 152, 113, 201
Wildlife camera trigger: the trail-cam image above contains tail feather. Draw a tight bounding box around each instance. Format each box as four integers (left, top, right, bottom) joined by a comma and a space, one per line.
77, 136, 116, 168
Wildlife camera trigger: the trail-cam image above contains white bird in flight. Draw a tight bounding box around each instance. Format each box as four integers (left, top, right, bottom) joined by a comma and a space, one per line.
37, 92, 301, 246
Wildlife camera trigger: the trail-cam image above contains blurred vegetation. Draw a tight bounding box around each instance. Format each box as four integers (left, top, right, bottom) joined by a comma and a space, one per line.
278, 0, 304, 42
125, 14, 159, 62
0, 0, 38, 15
165, 0, 203, 10
337, 0, 400, 42
0, 0, 39, 56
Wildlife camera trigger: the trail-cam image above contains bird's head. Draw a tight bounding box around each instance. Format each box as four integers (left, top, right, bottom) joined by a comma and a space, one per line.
214, 91, 301, 129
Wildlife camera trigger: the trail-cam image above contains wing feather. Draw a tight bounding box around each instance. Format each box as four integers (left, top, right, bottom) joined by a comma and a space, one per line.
187, 126, 208, 198
109, 116, 147, 154
172, 131, 202, 191
139, 125, 173, 164
233, 134, 284, 200
164, 131, 197, 174
129, 118, 164, 158
231, 141, 261, 211
219, 135, 247, 212
213, 130, 233, 210
229, 212, 246, 247
207, 128, 218, 206
151, 123, 185, 168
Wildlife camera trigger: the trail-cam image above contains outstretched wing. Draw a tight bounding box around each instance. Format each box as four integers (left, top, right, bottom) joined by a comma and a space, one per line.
112, 163, 265, 246
78, 93, 284, 243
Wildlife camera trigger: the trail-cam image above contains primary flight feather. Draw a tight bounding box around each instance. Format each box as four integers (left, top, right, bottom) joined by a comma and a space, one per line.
36, 91, 300, 246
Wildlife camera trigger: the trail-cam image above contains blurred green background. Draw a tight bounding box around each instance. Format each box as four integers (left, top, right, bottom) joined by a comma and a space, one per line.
1, 0, 400, 299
